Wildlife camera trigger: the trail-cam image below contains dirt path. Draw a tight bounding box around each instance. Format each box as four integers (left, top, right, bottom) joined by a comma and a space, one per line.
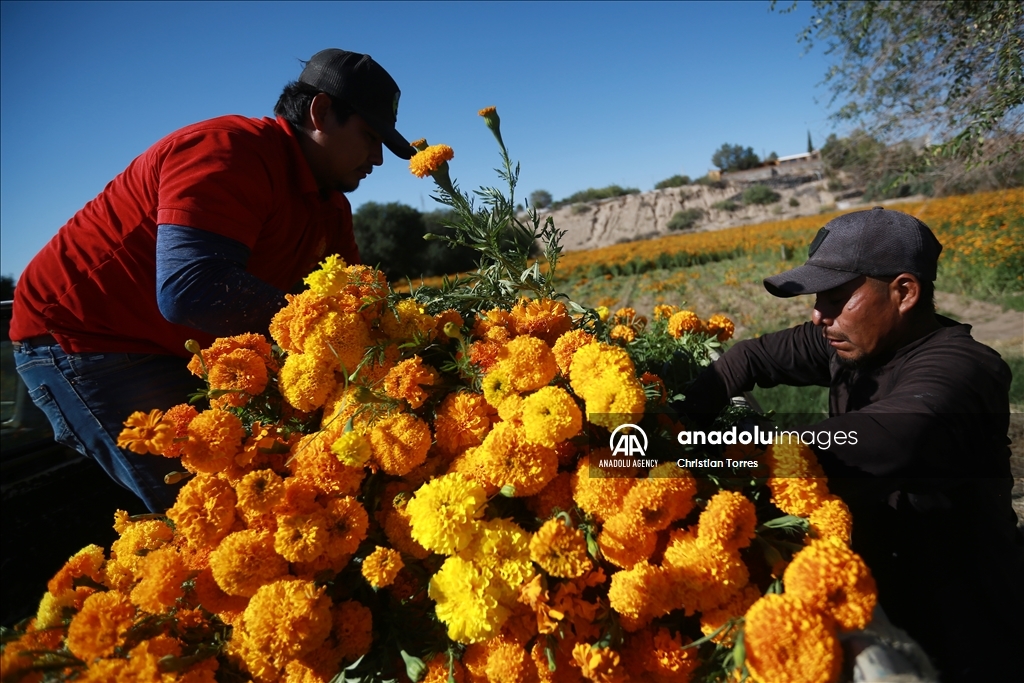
934, 291, 1023, 356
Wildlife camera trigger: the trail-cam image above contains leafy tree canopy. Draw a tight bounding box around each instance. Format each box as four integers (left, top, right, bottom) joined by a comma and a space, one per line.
777, 1, 1024, 165
711, 144, 761, 172
529, 189, 553, 209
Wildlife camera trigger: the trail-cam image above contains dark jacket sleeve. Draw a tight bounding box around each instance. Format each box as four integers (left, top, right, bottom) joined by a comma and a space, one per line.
675, 322, 832, 423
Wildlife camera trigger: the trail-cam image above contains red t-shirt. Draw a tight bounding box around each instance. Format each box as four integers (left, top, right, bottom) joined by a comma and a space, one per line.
11, 115, 360, 356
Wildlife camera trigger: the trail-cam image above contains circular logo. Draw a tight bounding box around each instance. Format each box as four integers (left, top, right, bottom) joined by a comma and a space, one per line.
608, 423, 648, 454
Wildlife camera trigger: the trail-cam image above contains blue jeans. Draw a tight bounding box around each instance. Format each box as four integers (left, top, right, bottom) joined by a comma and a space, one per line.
13, 342, 203, 512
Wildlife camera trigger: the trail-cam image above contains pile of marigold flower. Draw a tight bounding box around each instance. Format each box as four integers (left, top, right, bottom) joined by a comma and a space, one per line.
1, 107, 879, 683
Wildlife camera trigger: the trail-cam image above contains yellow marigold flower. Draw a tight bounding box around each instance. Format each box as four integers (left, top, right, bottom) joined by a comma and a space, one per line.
210, 530, 289, 597
582, 374, 647, 431
407, 472, 488, 555
652, 304, 679, 320
66, 590, 136, 661
239, 578, 333, 669
331, 431, 371, 468
697, 490, 758, 552
207, 348, 269, 408
743, 593, 842, 683
429, 556, 512, 644
434, 308, 464, 335
706, 313, 735, 342
410, 137, 428, 151
621, 474, 695, 531
481, 368, 516, 408
609, 324, 636, 343
383, 501, 431, 560
180, 407, 246, 474
382, 355, 439, 409
766, 440, 831, 517
662, 529, 749, 615
571, 454, 636, 523
700, 583, 761, 645
568, 341, 635, 397
510, 298, 572, 345
303, 253, 349, 297
434, 392, 492, 455
608, 561, 673, 632
269, 288, 331, 353
36, 586, 92, 630
361, 546, 404, 588
368, 413, 431, 476
784, 538, 877, 631
323, 496, 369, 561
599, 510, 659, 569
667, 310, 705, 338
235, 468, 285, 518
305, 309, 372, 374
130, 545, 191, 614
478, 105, 497, 117
551, 329, 595, 376
460, 518, 535, 587
117, 408, 173, 455
477, 421, 558, 497
595, 305, 610, 322
496, 335, 558, 392
572, 643, 626, 683
47, 544, 106, 595
279, 353, 338, 413
530, 518, 593, 579
520, 386, 583, 448
409, 144, 455, 178
808, 496, 853, 544
167, 473, 237, 550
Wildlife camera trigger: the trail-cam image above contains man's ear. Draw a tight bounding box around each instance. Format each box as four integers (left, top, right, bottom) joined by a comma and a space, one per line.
308, 93, 334, 133
892, 273, 921, 314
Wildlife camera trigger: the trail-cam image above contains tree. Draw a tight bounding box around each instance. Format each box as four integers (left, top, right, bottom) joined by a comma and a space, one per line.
711, 144, 761, 172
529, 189, 552, 209
352, 202, 428, 280
807, 130, 814, 154
0, 274, 14, 300
778, 1, 1024, 166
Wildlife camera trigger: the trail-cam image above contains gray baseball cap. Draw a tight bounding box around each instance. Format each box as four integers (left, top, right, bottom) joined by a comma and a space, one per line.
764, 207, 943, 298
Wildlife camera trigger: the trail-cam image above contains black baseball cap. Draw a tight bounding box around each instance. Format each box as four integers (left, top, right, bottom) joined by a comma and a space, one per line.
764, 207, 943, 297
299, 49, 414, 160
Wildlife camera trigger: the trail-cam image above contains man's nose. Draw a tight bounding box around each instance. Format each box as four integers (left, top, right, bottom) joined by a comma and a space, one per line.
371, 141, 384, 167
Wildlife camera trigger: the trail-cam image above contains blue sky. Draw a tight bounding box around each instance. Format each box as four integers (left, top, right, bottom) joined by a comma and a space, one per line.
0, 1, 837, 279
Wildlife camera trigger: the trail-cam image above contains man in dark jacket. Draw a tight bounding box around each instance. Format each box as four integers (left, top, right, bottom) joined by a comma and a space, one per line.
680, 207, 1024, 682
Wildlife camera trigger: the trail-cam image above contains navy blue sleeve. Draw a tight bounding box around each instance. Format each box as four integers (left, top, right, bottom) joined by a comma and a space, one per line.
155, 224, 288, 337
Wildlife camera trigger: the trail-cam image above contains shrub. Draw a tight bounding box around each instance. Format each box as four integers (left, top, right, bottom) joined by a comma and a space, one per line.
654, 175, 691, 190
711, 143, 761, 172
789, 197, 800, 207
712, 200, 739, 212
529, 189, 552, 209
666, 208, 704, 231
571, 203, 592, 215
742, 185, 782, 205
694, 175, 726, 189
553, 185, 640, 209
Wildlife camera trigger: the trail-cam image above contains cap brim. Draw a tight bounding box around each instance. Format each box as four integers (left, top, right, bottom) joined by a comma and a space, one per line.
358, 110, 414, 160
763, 265, 861, 298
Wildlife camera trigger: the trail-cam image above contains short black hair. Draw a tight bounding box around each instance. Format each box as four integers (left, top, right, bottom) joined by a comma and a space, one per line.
918, 278, 935, 314
274, 80, 354, 131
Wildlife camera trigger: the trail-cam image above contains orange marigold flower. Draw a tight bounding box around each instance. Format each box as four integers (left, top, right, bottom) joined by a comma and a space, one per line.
652, 304, 679, 320
332, 600, 374, 664
530, 518, 593, 579
609, 324, 636, 343
188, 332, 275, 377
167, 474, 237, 550
368, 413, 432, 476
66, 590, 136, 661
766, 440, 831, 517
572, 643, 627, 683
323, 496, 370, 560
180, 408, 246, 474
383, 501, 432, 560
580, 374, 647, 431
520, 386, 583, 448
238, 578, 333, 669
496, 335, 558, 392
667, 310, 705, 338
525, 471, 575, 520
662, 529, 749, 615
808, 496, 853, 544
784, 537, 877, 631
382, 355, 439, 409
290, 433, 365, 497
608, 562, 673, 632
191, 567, 249, 621
274, 509, 329, 563
207, 348, 269, 408
571, 454, 636, 523
743, 593, 842, 683
130, 546, 192, 614
210, 530, 289, 597
510, 298, 572, 345
705, 313, 735, 342
467, 338, 503, 372
622, 471, 696, 530
235, 469, 285, 519
279, 352, 338, 413
435, 391, 492, 455
47, 544, 106, 596
304, 309, 372, 374
623, 626, 700, 683
361, 546, 404, 588
409, 144, 454, 178
108, 516, 175, 589
700, 583, 761, 645
269, 289, 332, 354
434, 308, 464, 336
117, 408, 173, 456
598, 510, 659, 569
697, 490, 758, 552
551, 329, 595, 376
159, 402, 199, 458
477, 421, 558, 497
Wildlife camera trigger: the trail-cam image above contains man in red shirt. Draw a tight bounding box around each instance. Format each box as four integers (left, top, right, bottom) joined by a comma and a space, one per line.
11, 49, 413, 511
